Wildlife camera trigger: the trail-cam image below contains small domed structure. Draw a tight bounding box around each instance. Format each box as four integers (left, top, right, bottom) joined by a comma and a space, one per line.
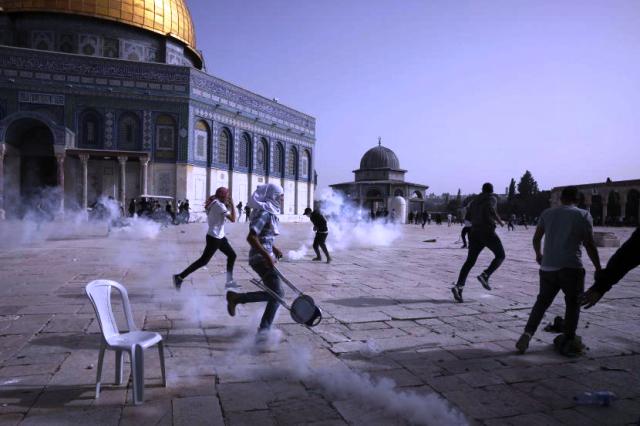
360, 145, 400, 170
330, 138, 428, 222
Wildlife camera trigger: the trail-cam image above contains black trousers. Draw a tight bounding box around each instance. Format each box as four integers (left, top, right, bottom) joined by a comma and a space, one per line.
592, 227, 640, 294
456, 228, 505, 287
461, 226, 471, 246
524, 268, 585, 338
179, 235, 236, 278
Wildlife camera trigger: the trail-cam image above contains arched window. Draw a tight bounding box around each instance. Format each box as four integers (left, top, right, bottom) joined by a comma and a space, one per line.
301, 149, 311, 179
287, 146, 298, 177
273, 142, 284, 176
155, 114, 176, 151
80, 110, 101, 147
218, 128, 231, 165
194, 120, 209, 161
239, 132, 251, 168
256, 137, 268, 173
118, 112, 140, 150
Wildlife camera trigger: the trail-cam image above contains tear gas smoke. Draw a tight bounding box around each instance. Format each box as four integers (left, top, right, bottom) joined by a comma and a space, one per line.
287, 189, 402, 260
287, 243, 310, 260
257, 346, 467, 426
0, 190, 161, 248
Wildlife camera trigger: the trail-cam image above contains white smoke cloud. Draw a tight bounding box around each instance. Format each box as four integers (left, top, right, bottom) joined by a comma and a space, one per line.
257, 346, 467, 426
287, 189, 402, 260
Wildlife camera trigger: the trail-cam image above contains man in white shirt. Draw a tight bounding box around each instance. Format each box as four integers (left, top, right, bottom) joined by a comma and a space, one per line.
173, 187, 238, 290
516, 186, 601, 356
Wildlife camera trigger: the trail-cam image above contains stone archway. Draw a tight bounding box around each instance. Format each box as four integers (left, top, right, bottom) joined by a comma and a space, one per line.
626, 189, 640, 226
577, 192, 586, 210
4, 118, 58, 218
591, 195, 603, 226
606, 191, 621, 225
365, 188, 385, 217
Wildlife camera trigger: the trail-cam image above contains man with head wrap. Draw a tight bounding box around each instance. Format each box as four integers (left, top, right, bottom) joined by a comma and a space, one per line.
173, 187, 238, 290
226, 183, 285, 338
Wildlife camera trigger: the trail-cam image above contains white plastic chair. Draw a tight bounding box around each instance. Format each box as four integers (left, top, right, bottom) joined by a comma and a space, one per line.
85, 279, 166, 405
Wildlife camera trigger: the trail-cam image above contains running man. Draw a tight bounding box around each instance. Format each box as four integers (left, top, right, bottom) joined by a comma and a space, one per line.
451, 183, 505, 302
304, 207, 331, 263
173, 187, 237, 290
516, 186, 601, 356
226, 183, 285, 336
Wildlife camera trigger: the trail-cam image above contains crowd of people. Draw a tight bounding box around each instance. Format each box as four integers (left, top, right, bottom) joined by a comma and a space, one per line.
165, 181, 638, 356
450, 182, 639, 357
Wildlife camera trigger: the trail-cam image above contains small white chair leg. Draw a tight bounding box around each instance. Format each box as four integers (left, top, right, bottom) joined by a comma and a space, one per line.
158, 341, 166, 387
95, 344, 106, 398
131, 344, 144, 405
115, 350, 123, 385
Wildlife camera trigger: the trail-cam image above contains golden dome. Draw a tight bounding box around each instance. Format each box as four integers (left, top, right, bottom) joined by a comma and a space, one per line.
1, 0, 199, 58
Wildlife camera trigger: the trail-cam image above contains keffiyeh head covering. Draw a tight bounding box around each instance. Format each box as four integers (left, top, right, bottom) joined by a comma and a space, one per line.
205, 187, 229, 210
248, 183, 283, 214
248, 183, 283, 234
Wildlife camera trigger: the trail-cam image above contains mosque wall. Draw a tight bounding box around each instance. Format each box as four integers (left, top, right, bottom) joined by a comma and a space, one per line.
0, 37, 316, 221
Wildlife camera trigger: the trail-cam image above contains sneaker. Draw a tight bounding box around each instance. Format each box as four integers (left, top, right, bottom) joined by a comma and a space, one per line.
477, 273, 492, 290
554, 334, 585, 357
516, 333, 531, 354
451, 285, 463, 303
311, 257, 322, 262
255, 329, 269, 344
226, 291, 239, 317
172, 274, 183, 291
225, 279, 240, 289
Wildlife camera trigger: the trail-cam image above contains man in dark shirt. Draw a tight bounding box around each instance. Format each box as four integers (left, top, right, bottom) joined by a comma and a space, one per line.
580, 226, 640, 308
452, 182, 505, 302
304, 207, 331, 264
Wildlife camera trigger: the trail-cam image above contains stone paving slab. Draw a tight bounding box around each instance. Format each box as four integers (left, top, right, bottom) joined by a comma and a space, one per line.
0, 220, 638, 425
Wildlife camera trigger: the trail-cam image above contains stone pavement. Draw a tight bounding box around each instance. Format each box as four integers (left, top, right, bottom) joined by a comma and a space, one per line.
0, 219, 638, 425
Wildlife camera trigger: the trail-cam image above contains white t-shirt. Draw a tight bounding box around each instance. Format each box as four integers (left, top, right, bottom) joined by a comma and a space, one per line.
207, 199, 229, 238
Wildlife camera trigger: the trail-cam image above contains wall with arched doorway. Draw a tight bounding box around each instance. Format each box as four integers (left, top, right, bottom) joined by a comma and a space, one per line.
2, 117, 59, 218
551, 179, 640, 226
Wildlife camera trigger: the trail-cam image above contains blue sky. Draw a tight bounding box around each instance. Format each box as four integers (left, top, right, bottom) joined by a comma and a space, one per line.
187, 0, 640, 194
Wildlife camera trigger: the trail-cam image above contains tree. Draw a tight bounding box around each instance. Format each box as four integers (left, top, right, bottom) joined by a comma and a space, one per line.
455, 189, 461, 205
517, 170, 539, 198
507, 178, 516, 202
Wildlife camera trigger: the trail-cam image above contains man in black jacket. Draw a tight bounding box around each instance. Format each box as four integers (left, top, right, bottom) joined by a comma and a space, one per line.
304, 207, 331, 264
580, 227, 640, 308
452, 183, 505, 302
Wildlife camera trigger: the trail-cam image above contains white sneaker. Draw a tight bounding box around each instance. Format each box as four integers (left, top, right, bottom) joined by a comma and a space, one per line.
225, 279, 240, 289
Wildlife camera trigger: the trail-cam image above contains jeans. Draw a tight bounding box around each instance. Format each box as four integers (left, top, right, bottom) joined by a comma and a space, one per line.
592, 227, 640, 294
179, 235, 236, 278
456, 228, 505, 287
236, 261, 284, 330
524, 268, 585, 338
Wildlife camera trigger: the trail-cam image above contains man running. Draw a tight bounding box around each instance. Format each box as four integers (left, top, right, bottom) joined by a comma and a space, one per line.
516, 186, 601, 356
451, 183, 505, 302
226, 184, 285, 338
173, 187, 238, 290
304, 207, 331, 263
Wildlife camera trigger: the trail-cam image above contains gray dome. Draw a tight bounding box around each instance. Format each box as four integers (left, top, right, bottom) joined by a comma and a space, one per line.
359, 145, 400, 169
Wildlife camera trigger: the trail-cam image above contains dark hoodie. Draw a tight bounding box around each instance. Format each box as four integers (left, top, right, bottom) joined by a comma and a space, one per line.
468, 193, 498, 230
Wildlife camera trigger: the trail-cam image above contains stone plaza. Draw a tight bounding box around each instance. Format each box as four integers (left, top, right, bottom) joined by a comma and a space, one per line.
0, 220, 638, 425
